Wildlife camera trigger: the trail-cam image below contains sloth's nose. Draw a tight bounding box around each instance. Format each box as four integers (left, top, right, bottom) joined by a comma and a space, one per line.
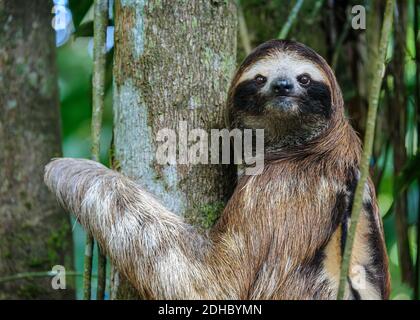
271, 78, 294, 96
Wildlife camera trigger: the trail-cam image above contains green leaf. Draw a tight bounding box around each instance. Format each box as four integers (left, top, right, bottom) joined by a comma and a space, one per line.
69, 0, 93, 28
383, 151, 420, 219
395, 152, 420, 193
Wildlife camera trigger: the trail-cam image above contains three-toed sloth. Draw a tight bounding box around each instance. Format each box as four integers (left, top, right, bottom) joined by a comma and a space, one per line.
44, 40, 390, 299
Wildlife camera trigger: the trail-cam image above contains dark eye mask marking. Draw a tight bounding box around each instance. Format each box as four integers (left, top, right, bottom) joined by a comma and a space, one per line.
233, 79, 266, 114
299, 80, 332, 118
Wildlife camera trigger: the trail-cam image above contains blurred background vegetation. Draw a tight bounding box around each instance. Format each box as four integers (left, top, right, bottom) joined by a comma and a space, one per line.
56, 0, 419, 299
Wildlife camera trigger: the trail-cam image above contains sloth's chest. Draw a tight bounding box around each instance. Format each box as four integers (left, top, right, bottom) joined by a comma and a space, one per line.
243, 170, 346, 224
235, 174, 348, 265
241, 168, 359, 299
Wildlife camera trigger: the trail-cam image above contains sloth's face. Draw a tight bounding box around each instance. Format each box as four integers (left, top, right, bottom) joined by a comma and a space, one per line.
229, 41, 336, 148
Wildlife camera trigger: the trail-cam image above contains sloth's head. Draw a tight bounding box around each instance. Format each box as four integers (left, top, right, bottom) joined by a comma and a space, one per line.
227, 40, 344, 150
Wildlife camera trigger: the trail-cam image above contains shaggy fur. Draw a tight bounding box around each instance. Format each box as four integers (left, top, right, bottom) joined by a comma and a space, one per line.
44, 40, 390, 300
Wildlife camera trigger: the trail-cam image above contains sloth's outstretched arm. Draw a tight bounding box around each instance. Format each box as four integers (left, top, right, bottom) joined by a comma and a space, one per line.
44, 158, 240, 299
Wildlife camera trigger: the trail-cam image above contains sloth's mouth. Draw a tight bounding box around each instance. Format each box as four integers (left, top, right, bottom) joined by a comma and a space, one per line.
270, 96, 298, 111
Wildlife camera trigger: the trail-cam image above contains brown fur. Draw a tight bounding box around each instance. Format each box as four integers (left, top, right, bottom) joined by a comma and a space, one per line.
44, 40, 390, 299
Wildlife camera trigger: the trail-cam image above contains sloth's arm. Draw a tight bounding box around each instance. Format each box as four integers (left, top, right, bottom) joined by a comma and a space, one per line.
361, 180, 390, 299
44, 158, 241, 299
340, 177, 390, 300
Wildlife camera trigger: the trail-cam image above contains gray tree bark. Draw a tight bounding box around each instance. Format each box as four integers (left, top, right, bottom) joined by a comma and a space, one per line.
0, 0, 74, 299
111, 0, 237, 299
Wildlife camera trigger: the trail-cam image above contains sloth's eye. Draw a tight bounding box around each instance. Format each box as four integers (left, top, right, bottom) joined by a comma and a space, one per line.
297, 74, 311, 86
254, 74, 267, 85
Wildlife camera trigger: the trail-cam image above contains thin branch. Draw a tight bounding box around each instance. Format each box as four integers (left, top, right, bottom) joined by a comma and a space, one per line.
237, 0, 251, 55
84, 0, 109, 301
331, 12, 351, 71
414, 0, 420, 300
307, 0, 324, 24
337, 0, 394, 300
110, 261, 119, 300
108, 135, 121, 299
83, 235, 94, 300
390, 0, 413, 287
91, 2, 108, 161
373, 139, 390, 188
278, 0, 305, 39
0, 271, 97, 284
97, 250, 107, 300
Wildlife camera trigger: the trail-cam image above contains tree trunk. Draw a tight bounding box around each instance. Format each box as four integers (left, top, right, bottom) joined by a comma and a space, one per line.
111, 0, 237, 299
0, 0, 74, 299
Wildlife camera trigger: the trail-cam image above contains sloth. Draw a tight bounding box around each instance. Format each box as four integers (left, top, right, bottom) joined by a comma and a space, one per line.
44, 40, 389, 300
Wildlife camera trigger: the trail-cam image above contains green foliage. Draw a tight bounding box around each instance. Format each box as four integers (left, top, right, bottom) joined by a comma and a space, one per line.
395, 152, 420, 194
69, 0, 93, 28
